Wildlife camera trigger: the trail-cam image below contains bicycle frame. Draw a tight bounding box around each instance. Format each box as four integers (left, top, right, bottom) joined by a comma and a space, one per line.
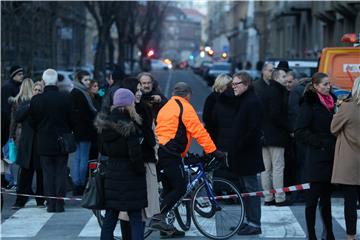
171, 161, 219, 211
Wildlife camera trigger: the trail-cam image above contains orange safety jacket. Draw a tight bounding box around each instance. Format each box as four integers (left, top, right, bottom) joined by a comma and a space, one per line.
156, 96, 216, 157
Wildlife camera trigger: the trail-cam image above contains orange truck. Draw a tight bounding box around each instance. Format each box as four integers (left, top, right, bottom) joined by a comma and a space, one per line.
318, 33, 360, 92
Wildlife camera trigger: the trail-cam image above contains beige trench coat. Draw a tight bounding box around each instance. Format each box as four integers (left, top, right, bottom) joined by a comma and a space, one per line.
119, 162, 160, 221
330, 100, 360, 185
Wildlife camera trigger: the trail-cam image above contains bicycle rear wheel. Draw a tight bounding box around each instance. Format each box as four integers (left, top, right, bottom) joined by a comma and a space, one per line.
174, 200, 191, 231
191, 178, 245, 240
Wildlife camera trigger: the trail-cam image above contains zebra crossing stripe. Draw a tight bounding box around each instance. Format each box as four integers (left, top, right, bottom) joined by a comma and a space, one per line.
79, 214, 121, 237
1, 208, 54, 237
261, 206, 306, 238
331, 205, 360, 234
1, 204, 355, 238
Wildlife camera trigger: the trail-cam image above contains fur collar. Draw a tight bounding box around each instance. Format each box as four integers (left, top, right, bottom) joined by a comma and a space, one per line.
94, 112, 136, 137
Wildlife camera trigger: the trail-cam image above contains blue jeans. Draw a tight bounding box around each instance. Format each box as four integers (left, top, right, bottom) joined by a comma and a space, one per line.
100, 209, 144, 240
71, 141, 90, 186
236, 175, 261, 227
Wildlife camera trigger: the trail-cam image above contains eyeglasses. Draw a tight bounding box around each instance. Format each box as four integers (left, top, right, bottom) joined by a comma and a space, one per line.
34, 88, 42, 92
232, 81, 244, 87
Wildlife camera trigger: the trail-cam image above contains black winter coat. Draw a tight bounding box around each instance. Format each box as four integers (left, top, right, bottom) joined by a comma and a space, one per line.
212, 89, 239, 151
70, 88, 97, 141
136, 102, 157, 163
95, 110, 147, 211
295, 90, 336, 182
1, 79, 21, 120
288, 80, 310, 132
202, 91, 219, 142
14, 100, 41, 169
142, 88, 168, 121
261, 80, 290, 147
227, 88, 265, 176
29, 86, 73, 156
253, 78, 269, 101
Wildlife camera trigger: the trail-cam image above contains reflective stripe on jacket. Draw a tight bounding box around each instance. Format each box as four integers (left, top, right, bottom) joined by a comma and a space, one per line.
156, 96, 216, 157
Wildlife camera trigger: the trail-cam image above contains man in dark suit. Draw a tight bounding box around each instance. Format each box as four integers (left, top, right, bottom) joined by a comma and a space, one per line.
29, 69, 73, 213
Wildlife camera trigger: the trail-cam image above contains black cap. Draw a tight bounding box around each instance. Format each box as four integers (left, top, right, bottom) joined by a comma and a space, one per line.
9, 65, 24, 79
275, 61, 291, 73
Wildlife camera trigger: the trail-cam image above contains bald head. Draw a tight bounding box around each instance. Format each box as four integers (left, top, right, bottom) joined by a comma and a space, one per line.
172, 82, 192, 98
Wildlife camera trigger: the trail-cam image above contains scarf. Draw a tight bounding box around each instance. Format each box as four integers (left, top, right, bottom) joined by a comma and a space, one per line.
316, 91, 334, 112
73, 81, 97, 113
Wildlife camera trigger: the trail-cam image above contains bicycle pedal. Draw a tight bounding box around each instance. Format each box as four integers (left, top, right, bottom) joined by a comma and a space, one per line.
160, 230, 177, 237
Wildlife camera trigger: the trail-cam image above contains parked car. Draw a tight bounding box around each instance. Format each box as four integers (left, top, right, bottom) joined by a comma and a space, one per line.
206, 62, 232, 86
195, 61, 213, 76
266, 59, 318, 77
31, 70, 74, 92
151, 59, 172, 70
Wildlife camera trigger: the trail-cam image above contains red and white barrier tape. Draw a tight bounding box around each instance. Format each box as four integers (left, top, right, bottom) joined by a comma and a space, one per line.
241, 183, 310, 198
1, 183, 310, 202
0, 190, 82, 201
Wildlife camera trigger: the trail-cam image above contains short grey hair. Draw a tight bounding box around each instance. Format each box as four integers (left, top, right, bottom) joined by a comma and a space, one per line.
172, 82, 192, 97
286, 71, 296, 80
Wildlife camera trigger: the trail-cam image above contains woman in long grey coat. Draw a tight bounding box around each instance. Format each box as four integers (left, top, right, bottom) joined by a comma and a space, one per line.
331, 76, 360, 240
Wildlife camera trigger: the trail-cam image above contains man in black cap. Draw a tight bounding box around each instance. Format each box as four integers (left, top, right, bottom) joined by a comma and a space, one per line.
276, 60, 291, 73
1, 65, 24, 151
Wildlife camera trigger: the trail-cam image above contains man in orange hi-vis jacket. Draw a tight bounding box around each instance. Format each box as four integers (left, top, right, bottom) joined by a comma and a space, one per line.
151, 82, 226, 237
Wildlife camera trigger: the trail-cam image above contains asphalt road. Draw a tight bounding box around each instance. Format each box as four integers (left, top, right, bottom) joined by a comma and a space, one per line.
1, 69, 358, 240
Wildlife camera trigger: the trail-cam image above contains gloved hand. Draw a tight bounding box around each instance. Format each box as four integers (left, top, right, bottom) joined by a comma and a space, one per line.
131, 161, 146, 175
210, 150, 227, 162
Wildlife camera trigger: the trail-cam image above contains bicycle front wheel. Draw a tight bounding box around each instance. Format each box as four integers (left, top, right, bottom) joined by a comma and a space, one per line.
191, 178, 245, 240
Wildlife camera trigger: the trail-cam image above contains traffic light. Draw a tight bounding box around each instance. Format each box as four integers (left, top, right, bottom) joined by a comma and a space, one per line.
207, 49, 214, 56
147, 49, 155, 58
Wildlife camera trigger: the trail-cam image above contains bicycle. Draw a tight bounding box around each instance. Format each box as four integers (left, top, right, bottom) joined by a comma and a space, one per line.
92, 153, 245, 240
144, 153, 245, 239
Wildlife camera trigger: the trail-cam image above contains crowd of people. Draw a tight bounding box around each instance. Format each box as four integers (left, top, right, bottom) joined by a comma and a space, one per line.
1, 62, 359, 240
201, 62, 360, 240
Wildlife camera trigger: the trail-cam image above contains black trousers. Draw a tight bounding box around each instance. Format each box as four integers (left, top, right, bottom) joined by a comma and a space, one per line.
15, 166, 44, 205
342, 185, 358, 235
40, 155, 68, 208
158, 148, 187, 214
305, 182, 334, 240
1, 114, 10, 151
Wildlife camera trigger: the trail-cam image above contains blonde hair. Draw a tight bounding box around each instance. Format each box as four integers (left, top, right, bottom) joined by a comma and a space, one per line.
110, 104, 142, 125
33, 81, 44, 91
352, 76, 360, 105
9, 78, 34, 104
212, 74, 232, 93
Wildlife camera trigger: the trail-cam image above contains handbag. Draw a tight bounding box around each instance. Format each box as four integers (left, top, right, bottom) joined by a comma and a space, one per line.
57, 132, 76, 154
81, 158, 105, 209
8, 138, 17, 164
